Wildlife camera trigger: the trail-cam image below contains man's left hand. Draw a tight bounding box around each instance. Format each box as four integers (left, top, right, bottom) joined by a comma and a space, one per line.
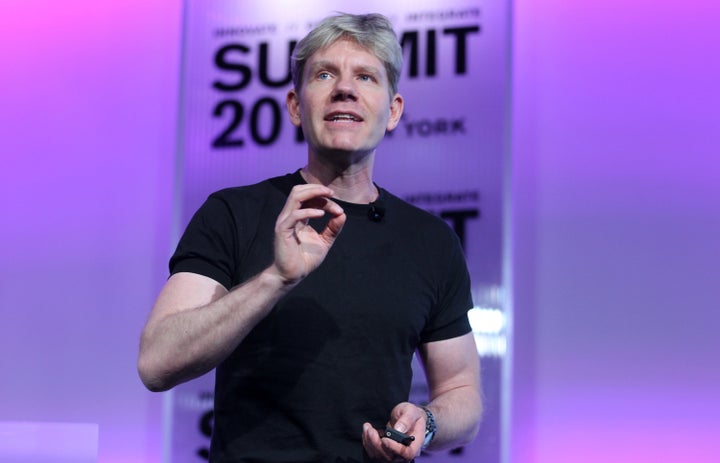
362, 402, 426, 462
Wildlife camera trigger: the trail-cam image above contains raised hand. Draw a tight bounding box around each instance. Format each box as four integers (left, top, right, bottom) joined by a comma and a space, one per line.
271, 184, 346, 285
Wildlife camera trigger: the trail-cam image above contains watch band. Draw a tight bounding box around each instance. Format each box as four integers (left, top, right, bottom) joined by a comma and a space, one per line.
421, 406, 437, 450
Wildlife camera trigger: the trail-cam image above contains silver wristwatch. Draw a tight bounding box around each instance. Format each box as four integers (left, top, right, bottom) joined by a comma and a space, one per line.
421, 406, 437, 450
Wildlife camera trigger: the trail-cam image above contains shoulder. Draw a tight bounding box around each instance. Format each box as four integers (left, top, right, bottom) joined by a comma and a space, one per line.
203, 172, 300, 213
383, 189, 458, 238
210, 172, 297, 202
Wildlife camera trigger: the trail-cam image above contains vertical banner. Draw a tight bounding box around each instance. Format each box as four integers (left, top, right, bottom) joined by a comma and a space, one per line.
171, 1, 509, 462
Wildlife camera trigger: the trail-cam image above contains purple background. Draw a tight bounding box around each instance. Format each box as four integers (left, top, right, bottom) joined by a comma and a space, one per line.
1, 1, 718, 463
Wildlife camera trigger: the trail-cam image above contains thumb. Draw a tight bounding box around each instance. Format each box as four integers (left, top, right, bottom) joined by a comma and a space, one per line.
393, 421, 409, 433
322, 210, 346, 242
389, 402, 422, 434
392, 414, 417, 433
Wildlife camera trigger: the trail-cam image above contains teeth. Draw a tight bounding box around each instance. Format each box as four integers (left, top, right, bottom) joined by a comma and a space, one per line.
331, 114, 358, 121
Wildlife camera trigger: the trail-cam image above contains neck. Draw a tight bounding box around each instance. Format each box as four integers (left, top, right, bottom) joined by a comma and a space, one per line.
301, 153, 378, 204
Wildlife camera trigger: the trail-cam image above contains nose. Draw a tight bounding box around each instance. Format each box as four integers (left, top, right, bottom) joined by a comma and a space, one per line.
331, 75, 358, 101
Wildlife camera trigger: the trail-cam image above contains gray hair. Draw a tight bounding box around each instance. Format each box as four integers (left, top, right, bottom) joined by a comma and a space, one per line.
291, 13, 403, 97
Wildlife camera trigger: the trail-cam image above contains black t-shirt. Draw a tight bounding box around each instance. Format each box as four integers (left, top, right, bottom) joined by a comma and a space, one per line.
170, 171, 473, 463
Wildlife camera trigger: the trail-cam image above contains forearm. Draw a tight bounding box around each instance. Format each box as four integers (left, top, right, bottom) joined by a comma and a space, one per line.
417, 333, 483, 451
423, 384, 482, 451
138, 267, 293, 391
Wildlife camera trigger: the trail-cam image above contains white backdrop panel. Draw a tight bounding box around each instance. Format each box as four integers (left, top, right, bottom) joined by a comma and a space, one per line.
172, 1, 509, 462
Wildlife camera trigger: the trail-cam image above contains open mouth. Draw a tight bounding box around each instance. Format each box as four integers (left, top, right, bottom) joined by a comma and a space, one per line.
325, 112, 362, 122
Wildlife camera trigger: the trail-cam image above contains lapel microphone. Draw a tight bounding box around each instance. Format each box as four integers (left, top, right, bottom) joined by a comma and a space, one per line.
368, 202, 385, 222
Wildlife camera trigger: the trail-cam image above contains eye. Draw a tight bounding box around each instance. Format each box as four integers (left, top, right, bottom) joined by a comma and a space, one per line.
318, 71, 332, 80
358, 74, 373, 82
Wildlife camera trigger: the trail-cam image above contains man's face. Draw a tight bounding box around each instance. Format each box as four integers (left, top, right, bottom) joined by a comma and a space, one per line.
287, 39, 403, 159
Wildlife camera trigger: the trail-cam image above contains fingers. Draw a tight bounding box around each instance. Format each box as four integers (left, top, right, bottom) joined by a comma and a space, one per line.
271, 184, 346, 285
362, 419, 422, 463
389, 402, 425, 437
277, 185, 345, 243
277, 184, 343, 226
280, 184, 345, 240
362, 423, 398, 462
361, 403, 426, 462
320, 205, 347, 242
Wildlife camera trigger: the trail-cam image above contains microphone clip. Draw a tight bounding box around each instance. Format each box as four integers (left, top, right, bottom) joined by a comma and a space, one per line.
368, 203, 385, 222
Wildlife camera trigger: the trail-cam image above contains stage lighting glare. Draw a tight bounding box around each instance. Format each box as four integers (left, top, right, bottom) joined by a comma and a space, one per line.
468, 307, 505, 334
468, 307, 506, 357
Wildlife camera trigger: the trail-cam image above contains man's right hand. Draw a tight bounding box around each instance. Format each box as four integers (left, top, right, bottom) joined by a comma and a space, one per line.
270, 184, 346, 286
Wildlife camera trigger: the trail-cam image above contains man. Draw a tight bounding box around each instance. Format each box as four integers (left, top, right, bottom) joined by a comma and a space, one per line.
138, 12, 481, 463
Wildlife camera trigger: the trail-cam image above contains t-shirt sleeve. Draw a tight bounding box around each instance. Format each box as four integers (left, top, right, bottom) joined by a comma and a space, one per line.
169, 193, 237, 290
420, 231, 473, 343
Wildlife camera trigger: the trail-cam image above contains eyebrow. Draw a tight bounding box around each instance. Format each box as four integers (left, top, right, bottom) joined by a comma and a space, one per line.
309, 60, 382, 77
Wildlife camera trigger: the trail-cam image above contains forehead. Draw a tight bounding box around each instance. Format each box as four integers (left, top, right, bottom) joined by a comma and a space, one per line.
306, 39, 386, 74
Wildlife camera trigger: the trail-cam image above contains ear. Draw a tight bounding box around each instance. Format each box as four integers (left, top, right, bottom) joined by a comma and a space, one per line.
386, 93, 404, 132
286, 88, 301, 127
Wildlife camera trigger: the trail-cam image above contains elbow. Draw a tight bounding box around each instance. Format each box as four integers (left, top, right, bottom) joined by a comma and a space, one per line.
455, 414, 482, 448
137, 328, 181, 392
139, 373, 172, 393
458, 394, 483, 446
465, 417, 482, 446
137, 351, 175, 393
466, 397, 483, 443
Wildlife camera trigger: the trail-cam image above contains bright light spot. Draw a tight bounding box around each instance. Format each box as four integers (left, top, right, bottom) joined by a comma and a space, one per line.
473, 333, 507, 357
468, 307, 506, 357
468, 307, 505, 334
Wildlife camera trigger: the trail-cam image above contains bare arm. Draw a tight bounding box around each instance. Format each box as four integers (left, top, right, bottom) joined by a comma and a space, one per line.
362, 332, 482, 461
137, 184, 346, 392
417, 332, 482, 449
